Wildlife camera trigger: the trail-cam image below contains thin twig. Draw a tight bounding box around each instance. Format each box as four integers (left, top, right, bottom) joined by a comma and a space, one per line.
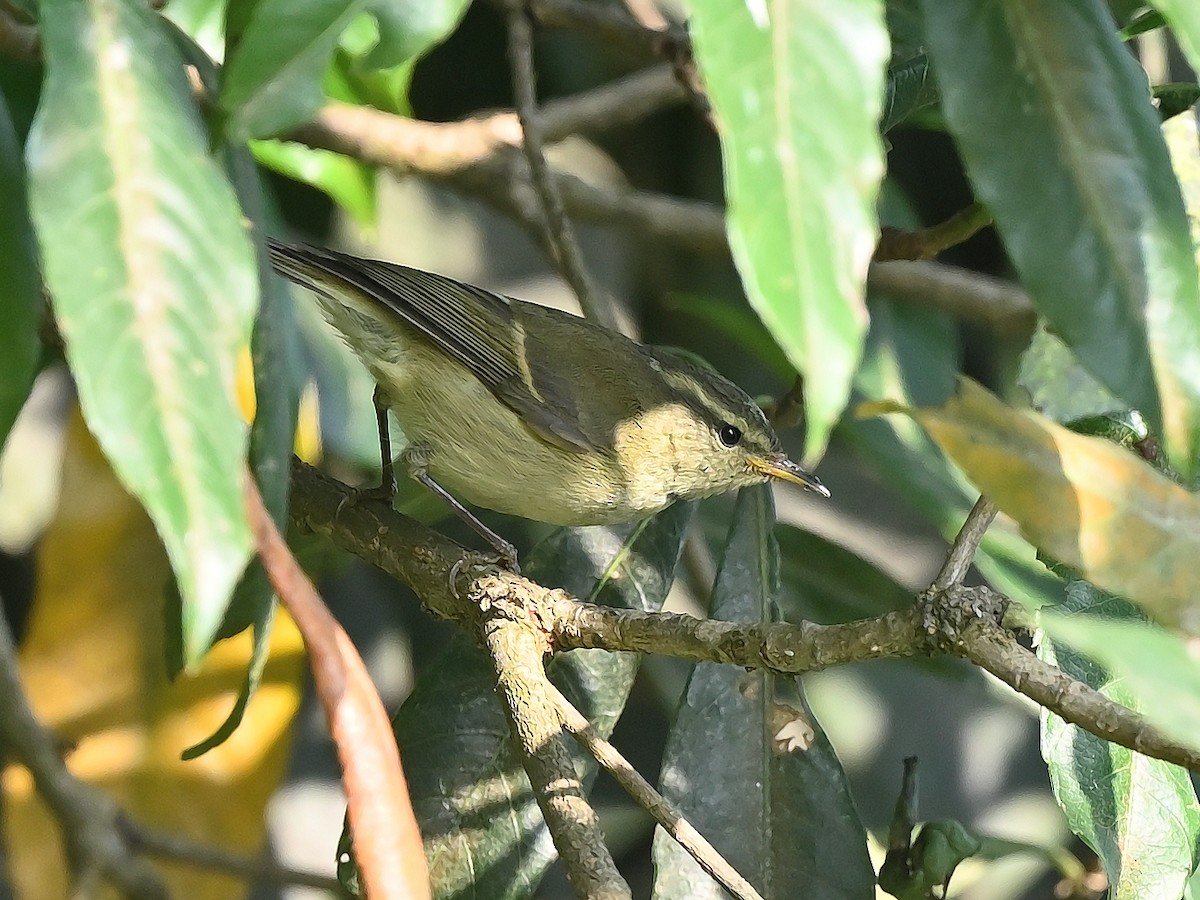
549, 684, 765, 900
932, 496, 998, 590
875, 201, 994, 262
122, 820, 347, 895
0, 593, 169, 899
504, 1, 618, 331
480, 610, 631, 898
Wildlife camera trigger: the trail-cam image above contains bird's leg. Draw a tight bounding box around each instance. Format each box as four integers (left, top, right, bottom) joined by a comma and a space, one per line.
333, 386, 397, 517
369, 384, 397, 501
402, 445, 520, 574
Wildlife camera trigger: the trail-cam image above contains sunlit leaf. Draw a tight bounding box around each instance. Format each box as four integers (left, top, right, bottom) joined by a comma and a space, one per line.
220, 0, 365, 139
923, 0, 1200, 478
1152, 1, 1200, 74
688, 0, 888, 464
1040, 583, 1200, 897
869, 378, 1200, 632
844, 297, 1060, 609
251, 139, 377, 225
27, 0, 257, 664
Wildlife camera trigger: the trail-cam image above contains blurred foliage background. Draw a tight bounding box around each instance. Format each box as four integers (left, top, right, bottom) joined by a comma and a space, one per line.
2, 0, 1200, 897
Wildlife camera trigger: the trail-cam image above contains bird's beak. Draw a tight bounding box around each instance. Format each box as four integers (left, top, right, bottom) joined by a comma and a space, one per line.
749, 453, 831, 498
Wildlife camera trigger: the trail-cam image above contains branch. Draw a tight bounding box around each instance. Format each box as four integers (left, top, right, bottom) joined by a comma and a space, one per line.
479, 588, 631, 899
867, 261, 1035, 332
875, 201, 993, 262
550, 684, 765, 900
961, 621, 1200, 770
512, 0, 687, 59
504, 1, 614, 330
0, 592, 169, 899
244, 475, 430, 900
289, 63, 685, 178
287, 464, 1200, 776
932, 496, 997, 590
121, 820, 346, 895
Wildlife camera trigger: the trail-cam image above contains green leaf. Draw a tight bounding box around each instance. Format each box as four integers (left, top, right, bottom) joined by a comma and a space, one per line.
1018, 323, 1125, 425
923, 0, 1200, 478
27, 0, 257, 664
687, 0, 888, 465
338, 505, 693, 899
1039, 583, 1200, 897
1155, 83, 1200, 122
220, 0, 366, 139
250, 139, 376, 225
186, 112, 303, 752
362, 0, 470, 70
881, 54, 938, 134
1152, 2, 1200, 74
0, 90, 40, 453
1042, 606, 1200, 754
652, 486, 873, 899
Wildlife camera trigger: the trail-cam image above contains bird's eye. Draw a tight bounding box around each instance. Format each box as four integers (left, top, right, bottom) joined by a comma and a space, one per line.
718, 423, 742, 447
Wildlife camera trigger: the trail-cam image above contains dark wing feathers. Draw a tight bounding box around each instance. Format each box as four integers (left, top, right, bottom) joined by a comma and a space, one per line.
268, 239, 595, 452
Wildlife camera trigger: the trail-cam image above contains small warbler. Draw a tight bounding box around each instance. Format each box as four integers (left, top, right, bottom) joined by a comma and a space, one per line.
268, 239, 827, 561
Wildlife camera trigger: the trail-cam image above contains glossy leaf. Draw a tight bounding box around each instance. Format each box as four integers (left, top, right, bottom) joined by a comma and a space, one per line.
923, 0, 1200, 478
220, 0, 365, 139
187, 117, 303, 753
1039, 582, 1200, 897
363, 0, 470, 70
687, 0, 888, 465
871, 378, 1200, 631
339, 505, 693, 898
251, 139, 376, 225
653, 486, 873, 899
0, 91, 39, 453
27, 0, 257, 664
881, 54, 938, 134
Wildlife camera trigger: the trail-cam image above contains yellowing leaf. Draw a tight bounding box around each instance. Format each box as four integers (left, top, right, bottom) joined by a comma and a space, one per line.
870, 379, 1200, 632
2, 410, 305, 899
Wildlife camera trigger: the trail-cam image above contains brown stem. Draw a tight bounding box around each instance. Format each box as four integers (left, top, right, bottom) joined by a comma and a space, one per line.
550, 684, 765, 900
875, 201, 994, 262
245, 475, 430, 900
480, 611, 631, 898
504, 2, 622, 333
0, 591, 168, 898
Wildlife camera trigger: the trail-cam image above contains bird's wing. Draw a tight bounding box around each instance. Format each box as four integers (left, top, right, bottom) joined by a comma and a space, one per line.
268, 239, 596, 452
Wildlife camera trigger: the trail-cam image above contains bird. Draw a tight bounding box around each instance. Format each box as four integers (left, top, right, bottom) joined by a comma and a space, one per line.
268, 238, 828, 563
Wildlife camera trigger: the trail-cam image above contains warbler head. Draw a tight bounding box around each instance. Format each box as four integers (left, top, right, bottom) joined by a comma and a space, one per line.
612, 347, 829, 505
